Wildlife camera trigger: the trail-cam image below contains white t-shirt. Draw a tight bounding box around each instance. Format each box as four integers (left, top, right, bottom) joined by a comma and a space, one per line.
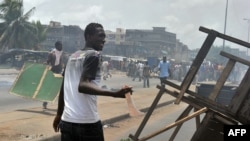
61, 49, 102, 123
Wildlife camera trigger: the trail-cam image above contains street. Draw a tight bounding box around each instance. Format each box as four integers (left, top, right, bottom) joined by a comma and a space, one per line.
104, 102, 199, 141
100, 73, 198, 141
0, 72, 162, 114
0, 74, 43, 113
0, 70, 198, 141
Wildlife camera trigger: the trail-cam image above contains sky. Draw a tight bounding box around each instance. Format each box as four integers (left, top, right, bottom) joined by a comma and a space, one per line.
23, 0, 250, 50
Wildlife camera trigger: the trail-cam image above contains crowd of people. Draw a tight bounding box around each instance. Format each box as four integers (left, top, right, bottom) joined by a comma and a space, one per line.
106, 56, 171, 88
103, 57, 247, 87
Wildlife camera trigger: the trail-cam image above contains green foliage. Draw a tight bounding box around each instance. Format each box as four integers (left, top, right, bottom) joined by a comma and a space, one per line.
0, 0, 46, 52
32, 20, 47, 50
0, 0, 23, 23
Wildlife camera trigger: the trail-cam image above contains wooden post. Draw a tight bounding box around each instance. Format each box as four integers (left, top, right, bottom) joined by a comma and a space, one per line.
139, 107, 207, 141
208, 59, 236, 100
175, 28, 217, 104
169, 105, 194, 141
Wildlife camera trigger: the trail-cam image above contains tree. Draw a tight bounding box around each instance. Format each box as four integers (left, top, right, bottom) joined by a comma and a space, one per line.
0, 0, 37, 52
32, 20, 47, 50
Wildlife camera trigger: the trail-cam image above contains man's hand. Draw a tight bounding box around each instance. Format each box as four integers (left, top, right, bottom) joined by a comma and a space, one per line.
114, 85, 133, 98
53, 115, 61, 132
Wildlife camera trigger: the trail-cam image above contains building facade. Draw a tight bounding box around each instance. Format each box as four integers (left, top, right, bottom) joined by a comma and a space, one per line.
41, 22, 190, 62
41, 21, 85, 53
103, 27, 178, 59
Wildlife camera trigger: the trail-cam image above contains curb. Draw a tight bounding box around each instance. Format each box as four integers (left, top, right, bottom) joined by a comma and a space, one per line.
41, 99, 175, 141
102, 99, 175, 125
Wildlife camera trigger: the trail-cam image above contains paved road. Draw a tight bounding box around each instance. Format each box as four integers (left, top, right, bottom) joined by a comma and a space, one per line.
0, 71, 193, 141
100, 74, 197, 141
0, 71, 183, 115
104, 101, 200, 141
0, 74, 44, 113
0, 72, 164, 113
0, 69, 179, 114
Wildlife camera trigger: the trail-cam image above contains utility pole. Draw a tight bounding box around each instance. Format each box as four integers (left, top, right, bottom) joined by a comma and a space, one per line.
243, 18, 250, 56
222, 0, 229, 51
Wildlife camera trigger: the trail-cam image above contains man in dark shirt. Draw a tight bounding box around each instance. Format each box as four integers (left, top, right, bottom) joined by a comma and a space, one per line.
43, 41, 63, 109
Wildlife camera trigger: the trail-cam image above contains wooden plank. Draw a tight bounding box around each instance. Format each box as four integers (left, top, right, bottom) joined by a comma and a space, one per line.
200, 26, 250, 48
162, 79, 197, 96
138, 107, 207, 141
169, 105, 194, 141
213, 114, 238, 125
191, 112, 213, 141
208, 59, 236, 100
156, 85, 237, 120
191, 113, 237, 141
228, 68, 250, 114
194, 108, 202, 128
220, 51, 250, 66
175, 30, 217, 104
237, 89, 250, 124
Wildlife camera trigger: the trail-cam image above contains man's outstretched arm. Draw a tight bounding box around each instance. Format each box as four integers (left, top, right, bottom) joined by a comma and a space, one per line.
53, 78, 64, 132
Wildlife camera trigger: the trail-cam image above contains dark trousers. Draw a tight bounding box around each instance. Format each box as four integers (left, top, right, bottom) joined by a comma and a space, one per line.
43, 102, 47, 109
143, 76, 150, 88
160, 76, 168, 86
59, 120, 104, 141
51, 65, 62, 74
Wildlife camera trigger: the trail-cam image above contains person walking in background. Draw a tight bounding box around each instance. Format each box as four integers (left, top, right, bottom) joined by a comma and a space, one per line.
102, 60, 109, 80
52, 23, 133, 141
47, 41, 64, 74
102, 60, 112, 80
217, 63, 224, 80
127, 60, 134, 77
105, 60, 112, 79
132, 61, 140, 81
158, 56, 171, 87
143, 61, 151, 88
138, 61, 144, 82
43, 41, 64, 109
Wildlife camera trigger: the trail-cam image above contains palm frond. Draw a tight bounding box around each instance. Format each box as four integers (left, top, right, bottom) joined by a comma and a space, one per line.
21, 7, 35, 21
0, 0, 39, 51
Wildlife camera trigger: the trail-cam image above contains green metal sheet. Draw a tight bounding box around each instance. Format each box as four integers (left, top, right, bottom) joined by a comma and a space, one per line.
9, 62, 63, 102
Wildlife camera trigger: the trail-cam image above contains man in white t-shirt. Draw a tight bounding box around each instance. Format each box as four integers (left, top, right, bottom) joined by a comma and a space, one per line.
52, 23, 133, 141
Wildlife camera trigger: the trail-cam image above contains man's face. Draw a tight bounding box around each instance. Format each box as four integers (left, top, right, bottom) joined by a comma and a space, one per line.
90, 27, 106, 51
56, 44, 62, 51
163, 57, 166, 62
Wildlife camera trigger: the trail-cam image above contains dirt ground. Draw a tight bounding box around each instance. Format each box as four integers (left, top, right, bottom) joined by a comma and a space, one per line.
103, 102, 189, 141
0, 102, 188, 141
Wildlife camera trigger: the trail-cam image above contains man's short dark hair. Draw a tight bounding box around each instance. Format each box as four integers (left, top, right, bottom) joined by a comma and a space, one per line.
55, 41, 62, 51
84, 23, 103, 40
163, 56, 167, 62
